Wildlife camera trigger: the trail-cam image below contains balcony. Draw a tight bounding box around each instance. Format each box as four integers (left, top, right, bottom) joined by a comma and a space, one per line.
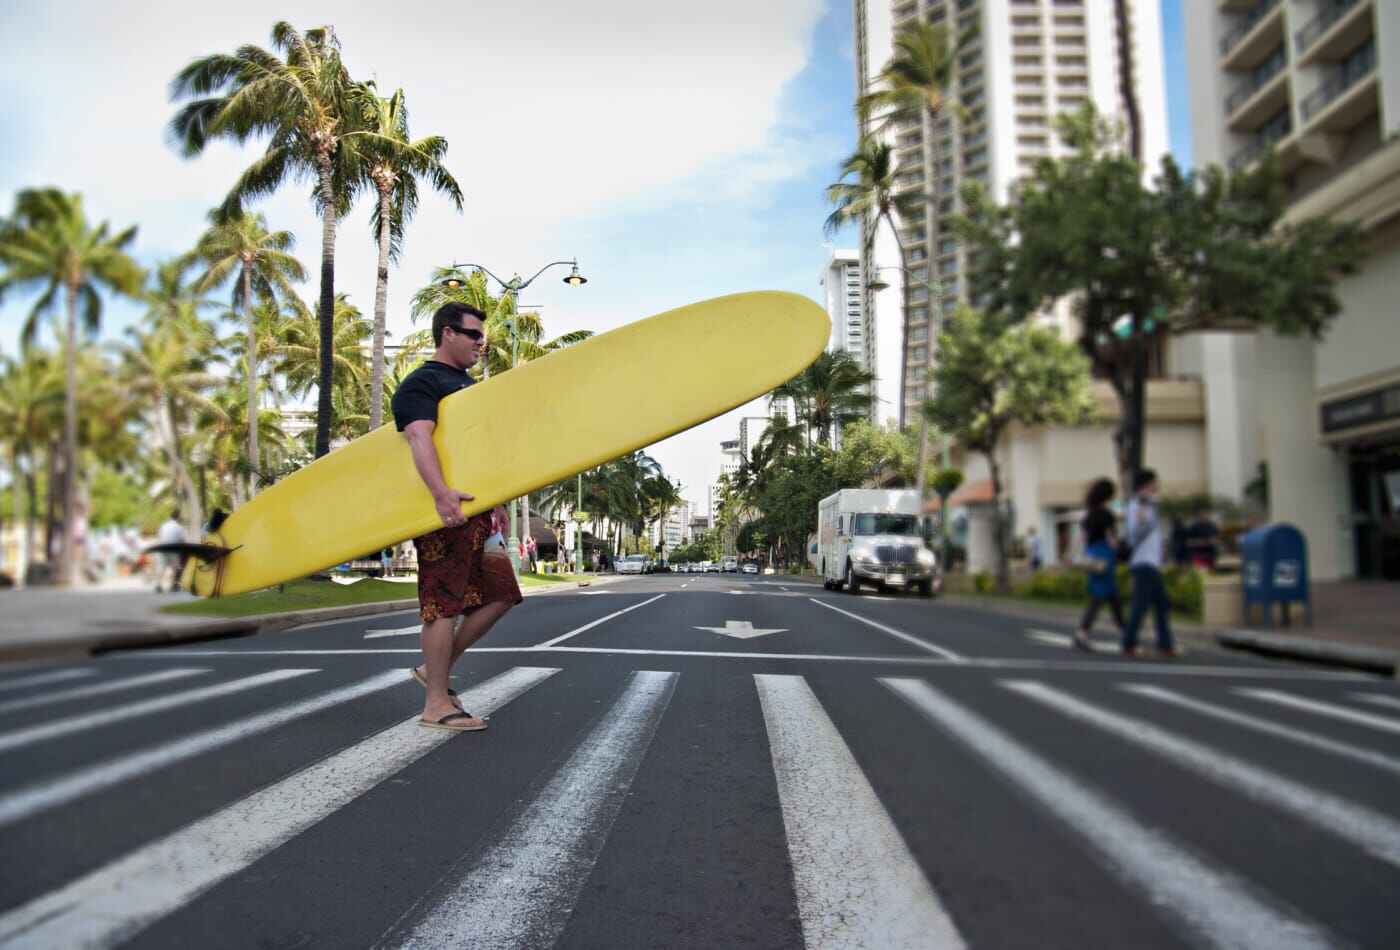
1229, 108, 1293, 171
1224, 48, 1289, 130
1220, 0, 1284, 71
1296, 0, 1373, 67
1300, 40, 1378, 131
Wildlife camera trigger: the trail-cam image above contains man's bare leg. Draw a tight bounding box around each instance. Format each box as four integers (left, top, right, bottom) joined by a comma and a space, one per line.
420, 616, 460, 723
414, 602, 513, 708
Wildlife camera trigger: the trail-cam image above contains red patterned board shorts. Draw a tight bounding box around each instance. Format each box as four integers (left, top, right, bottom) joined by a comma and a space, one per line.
412, 513, 523, 623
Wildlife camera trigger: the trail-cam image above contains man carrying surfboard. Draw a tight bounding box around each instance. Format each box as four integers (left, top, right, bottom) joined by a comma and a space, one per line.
392, 302, 523, 732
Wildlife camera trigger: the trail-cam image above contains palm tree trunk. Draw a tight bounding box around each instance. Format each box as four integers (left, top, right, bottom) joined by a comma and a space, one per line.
61, 283, 80, 586
162, 391, 203, 534
10, 447, 27, 589
884, 216, 909, 429
1113, 0, 1142, 162
24, 457, 37, 574
243, 266, 258, 498
314, 154, 338, 459
370, 185, 393, 432
987, 449, 1009, 593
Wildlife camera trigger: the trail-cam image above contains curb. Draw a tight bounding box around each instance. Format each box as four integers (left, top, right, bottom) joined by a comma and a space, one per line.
0, 575, 626, 665
1215, 630, 1399, 678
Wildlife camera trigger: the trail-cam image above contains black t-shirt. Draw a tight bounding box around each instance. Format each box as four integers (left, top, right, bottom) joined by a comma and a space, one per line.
391, 360, 476, 431
1083, 507, 1116, 544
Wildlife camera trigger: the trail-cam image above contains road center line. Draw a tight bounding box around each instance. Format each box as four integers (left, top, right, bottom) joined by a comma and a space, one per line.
808, 598, 965, 661
882, 678, 1335, 950
0, 668, 315, 755
757, 674, 966, 950
392, 671, 677, 949
1006, 680, 1400, 869
0, 666, 560, 950
534, 593, 667, 647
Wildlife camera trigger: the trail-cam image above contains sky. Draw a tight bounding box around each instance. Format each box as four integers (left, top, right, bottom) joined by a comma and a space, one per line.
0, 0, 1192, 517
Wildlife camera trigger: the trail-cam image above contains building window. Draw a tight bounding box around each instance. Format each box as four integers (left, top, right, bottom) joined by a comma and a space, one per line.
910, 325, 929, 343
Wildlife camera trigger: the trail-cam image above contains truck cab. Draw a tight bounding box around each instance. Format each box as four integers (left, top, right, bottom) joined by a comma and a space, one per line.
817, 489, 940, 597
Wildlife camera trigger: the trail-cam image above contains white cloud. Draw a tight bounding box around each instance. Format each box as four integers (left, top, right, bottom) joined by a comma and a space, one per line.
1, 0, 835, 512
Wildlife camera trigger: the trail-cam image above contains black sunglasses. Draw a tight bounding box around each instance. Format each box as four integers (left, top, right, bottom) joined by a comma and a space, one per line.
446, 324, 485, 341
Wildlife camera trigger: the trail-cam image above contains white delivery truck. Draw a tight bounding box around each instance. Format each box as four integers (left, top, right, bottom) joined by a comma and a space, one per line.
816, 489, 940, 596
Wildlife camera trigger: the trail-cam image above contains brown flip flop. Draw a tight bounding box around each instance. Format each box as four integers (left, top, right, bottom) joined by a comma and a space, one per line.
409, 667, 458, 697
419, 711, 488, 732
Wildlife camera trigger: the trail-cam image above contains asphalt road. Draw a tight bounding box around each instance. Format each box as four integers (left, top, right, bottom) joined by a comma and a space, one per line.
1, 572, 1397, 949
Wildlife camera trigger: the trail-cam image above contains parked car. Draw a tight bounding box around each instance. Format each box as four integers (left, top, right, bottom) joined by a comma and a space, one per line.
617, 554, 648, 575
741, 562, 758, 574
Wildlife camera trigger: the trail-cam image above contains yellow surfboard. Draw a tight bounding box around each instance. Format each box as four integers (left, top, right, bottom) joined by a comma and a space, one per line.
181, 291, 829, 596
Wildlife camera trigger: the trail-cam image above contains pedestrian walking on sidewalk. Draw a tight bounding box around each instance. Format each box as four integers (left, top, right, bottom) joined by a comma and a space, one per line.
1074, 478, 1126, 650
393, 302, 523, 733
155, 512, 186, 593
1122, 469, 1178, 657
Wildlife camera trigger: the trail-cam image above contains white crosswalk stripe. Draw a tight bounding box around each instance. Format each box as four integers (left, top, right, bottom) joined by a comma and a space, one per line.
0, 670, 409, 828
394, 670, 677, 950
882, 677, 1336, 950
1237, 688, 1400, 736
757, 673, 966, 950
0, 669, 315, 755
1006, 680, 1400, 868
1027, 628, 1117, 653
0, 666, 560, 950
0, 668, 94, 694
1122, 684, 1400, 777
0, 668, 207, 715
1354, 693, 1400, 712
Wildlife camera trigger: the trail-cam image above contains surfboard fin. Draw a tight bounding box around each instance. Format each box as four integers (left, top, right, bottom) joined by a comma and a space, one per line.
143, 541, 236, 564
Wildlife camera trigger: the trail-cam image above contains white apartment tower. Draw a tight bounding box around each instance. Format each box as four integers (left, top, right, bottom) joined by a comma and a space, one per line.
821, 248, 875, 375
854, 0, 1168, 425
1185, 0, 1400, 581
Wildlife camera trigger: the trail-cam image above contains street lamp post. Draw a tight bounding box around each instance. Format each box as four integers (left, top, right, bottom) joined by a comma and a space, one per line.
441, 259, 587, 573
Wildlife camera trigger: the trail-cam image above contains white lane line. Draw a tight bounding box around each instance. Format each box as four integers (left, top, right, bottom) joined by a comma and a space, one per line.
0, 670, 410, 828
124, 648, 1378, 680
1027, 629, 1117, 654
680, 583, 688, 589
1356, 693, 1400, 712
364, 626, 420, 640
1237, 689, 1400, 736
0, 668, 207, 715
534, 593, 667, 647
0, 666, 560, 950
809, 598, 965, 662
1006, 680, 1400, 868
1123, 684, 1400, 778
883, 678, 1334, 950
291, 609, 419, 632
0, 668, 95, 694
757, 674, 966, 950
394, 670, 676, 950
0, 669, 315, 755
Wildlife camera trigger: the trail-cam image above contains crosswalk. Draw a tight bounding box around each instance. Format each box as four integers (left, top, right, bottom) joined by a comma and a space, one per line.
0, 660, 1396, 948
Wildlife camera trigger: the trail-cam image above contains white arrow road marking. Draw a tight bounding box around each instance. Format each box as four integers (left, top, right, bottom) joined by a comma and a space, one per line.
694, 620, 787, 640
364, 625, 421, 639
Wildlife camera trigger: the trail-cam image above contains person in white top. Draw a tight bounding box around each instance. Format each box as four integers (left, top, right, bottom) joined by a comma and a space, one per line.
1122, 470, 1177, 656
155, 512, 186, 593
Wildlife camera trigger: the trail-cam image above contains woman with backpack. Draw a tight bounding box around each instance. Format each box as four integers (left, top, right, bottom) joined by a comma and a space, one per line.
1074, 478, 1126, 652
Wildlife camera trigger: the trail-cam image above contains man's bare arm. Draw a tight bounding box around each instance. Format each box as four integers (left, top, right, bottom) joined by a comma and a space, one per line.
403, 420, 474, 527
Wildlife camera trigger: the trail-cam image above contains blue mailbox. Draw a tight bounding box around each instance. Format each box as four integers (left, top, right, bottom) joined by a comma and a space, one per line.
1240, 523, 1312, 628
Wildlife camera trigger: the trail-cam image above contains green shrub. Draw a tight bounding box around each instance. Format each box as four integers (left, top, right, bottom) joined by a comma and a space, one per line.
1024, 569, 1088, 603
973, 572, 994, 593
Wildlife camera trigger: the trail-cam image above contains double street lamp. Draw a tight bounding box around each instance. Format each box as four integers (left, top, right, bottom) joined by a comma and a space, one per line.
441, 259, 588, 573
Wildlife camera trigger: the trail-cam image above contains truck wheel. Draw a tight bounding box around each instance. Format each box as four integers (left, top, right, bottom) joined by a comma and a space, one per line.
845, 562, 861, 594
917, 579, 934, 598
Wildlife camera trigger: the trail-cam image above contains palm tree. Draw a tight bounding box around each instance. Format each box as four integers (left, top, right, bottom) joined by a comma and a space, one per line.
193, 384, 291, 507
170, 22, 367, 459
856, 18, 967, 515
0, 351, 63, 584
274, 292, 371, 408
190, 212, 305, 494
356, 83, 463, 429
0, 189, 144, 584
1113, 0, 1142, 162
825, 139, 922, 429
772, 351, 875, 447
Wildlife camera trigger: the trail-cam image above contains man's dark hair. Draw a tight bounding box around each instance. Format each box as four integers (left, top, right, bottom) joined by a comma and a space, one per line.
1134, 469, 1158, 492
432, 302, 486, 347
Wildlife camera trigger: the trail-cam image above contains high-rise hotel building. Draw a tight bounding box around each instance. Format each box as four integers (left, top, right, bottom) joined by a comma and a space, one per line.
854, 0, 1167, 425
1186, 1, 1400, 581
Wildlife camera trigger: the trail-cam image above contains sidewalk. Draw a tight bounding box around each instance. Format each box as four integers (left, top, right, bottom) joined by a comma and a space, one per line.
939, 578, 1400, 677
0, 573, 623, 665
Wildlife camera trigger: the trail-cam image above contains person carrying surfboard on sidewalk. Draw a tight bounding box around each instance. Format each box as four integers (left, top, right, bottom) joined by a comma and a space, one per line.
392, 302, 523, 732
